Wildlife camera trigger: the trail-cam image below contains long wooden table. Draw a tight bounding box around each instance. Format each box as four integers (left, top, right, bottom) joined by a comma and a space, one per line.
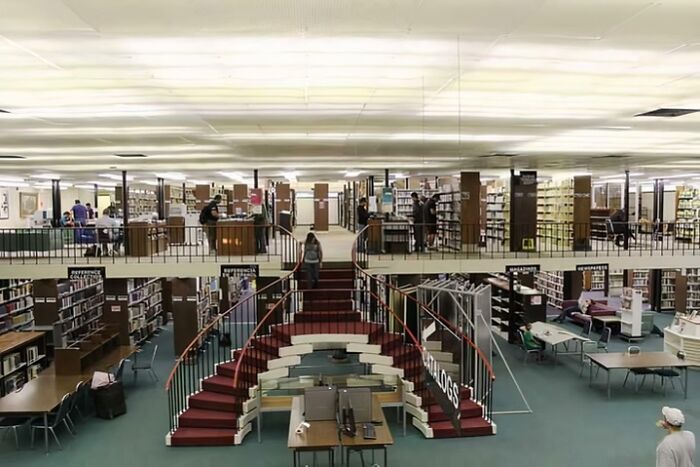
0, 345, 135, 453
586, 351, 692, 399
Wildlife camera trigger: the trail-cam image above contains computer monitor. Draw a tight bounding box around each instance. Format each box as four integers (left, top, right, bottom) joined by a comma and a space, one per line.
304, 386, 337, 421
339, 387, 372, 423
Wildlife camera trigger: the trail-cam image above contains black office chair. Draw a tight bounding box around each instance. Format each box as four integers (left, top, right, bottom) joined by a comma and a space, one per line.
30, 393, 74, 450
597, 327, 611, 352
653, 368, 681, 394
622, 346, 654, 392
0, 417, 32, 449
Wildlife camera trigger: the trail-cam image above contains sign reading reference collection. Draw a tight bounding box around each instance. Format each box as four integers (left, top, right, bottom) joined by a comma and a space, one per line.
67, 266, 105, 281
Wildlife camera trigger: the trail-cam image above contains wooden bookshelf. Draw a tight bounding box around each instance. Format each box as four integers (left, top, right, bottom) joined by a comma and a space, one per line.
103, 278, 164, 347
0, 331, 47, 396
590, 207, 612, 239
0, 279, 34, 335
437, 177, 461, 251
510, 171, 537, 252
33, 277, 104, 348
675, 186, 700, 242
392, 187, 438, 218
535, 271, 584, 309
485, 184, 507, 243
127, 221, 168, 256
171, 277, 220, 356
54, 325, 120, 375
486, 274, 546, 341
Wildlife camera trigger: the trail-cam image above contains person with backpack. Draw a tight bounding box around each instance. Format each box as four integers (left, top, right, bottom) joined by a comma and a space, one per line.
199, 194, 222, 253
303, 232, 323, 288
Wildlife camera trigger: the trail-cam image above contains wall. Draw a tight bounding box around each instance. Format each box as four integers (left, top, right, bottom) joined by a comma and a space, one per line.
295, 191, 339, 226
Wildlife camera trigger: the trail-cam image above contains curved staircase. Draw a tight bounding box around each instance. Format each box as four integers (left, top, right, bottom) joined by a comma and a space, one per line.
166, 262, 495, 446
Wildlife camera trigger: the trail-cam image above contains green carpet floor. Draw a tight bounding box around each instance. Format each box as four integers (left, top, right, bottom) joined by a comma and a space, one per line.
1, 313, 696, 467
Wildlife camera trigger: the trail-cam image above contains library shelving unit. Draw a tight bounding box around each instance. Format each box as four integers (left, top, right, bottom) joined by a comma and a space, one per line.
485, 274, 546, 341
194, 184, 230, 215
537, 179, 574, 247
392, 187, 439, 218
0, 331, 47, 396
128, 220, 168, 256
103, 278, 165, 347
485, 185, 507, 243
535, 271, 565, 309
626, 269, 649, 303
686, 269, 700, 311
171, 277, 220, 355
116, 184, 158, 218
584, 270, 607, 293
660, 270, 677, 311
664, 313, 700, 366
619, 287, 643, 340
437, 178, 461, 251
33, 277, 105, 348
0, 279, 34, 335
675, 186, 700, 242
609, 270, 624, 296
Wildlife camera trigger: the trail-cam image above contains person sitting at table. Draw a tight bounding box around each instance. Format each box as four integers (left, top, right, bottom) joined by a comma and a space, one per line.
59, 211, 74, 227
552, 297, 594, 323
522, 322, 545, 361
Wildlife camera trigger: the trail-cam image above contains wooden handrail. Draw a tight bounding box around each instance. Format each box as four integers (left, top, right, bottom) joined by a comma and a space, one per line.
164, 225, 302, 391
352, 225, 496, 381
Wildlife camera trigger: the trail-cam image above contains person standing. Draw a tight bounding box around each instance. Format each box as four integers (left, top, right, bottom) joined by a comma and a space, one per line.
423, 193, 439, 250
85, 202, 95, 220
303, 232, 323, 289
411, 192, 424, 253
199, 194, 221, 253
356, 197, 370, 253
656, 406, 695, 467
252, 202, 268, 254
71, 199, 88, 226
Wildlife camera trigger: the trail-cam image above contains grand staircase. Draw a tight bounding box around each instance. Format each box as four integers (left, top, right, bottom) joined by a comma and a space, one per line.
167, 262, 495, 446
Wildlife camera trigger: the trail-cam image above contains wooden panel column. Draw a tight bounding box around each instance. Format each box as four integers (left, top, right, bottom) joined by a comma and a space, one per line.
314, 183, 329, 231
460, 172, 481, 248
573, 175, 592, 251
171, 278, 198, 356
510, 170, 537, 252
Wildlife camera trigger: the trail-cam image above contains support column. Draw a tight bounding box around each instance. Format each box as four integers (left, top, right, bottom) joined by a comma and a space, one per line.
157, 177, 166, 220
384, 169, 389, 187
51, 179, 61, 227
623, 170, 630, 250
368, 176, 375, 196
93, 183, 98, 210
122, 171, 129, 255
253, 169, 259, 189
181, 182, 186, 203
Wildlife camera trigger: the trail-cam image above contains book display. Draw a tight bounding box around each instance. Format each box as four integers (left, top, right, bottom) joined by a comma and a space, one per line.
619, 287, 643, 340
0, 279, 34, 335
0, 331, 47, 396
33, 277, 105, 347
664, 312, 700, 365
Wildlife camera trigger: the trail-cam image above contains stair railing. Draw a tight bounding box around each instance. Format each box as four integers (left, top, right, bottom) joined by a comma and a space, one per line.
352, 226, 496, 425
164, 227, 302, 435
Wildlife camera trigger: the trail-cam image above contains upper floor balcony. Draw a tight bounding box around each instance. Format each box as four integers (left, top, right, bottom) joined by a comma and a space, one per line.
0, 221, 698, 278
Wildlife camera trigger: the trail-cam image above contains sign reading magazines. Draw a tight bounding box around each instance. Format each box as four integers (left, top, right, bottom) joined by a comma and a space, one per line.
505, 264, 540, 274
220, 264, 259, 278
67, 266, 105, 281
575, 263, 609, 272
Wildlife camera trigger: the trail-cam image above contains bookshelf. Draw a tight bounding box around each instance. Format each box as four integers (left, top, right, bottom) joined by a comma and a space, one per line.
619, 287, 643, 340
172, 277, 220, 355
609, 270, 624, 296
675, 186, 700, 242
0, 279, 34, 335
103, 278, 165, 347
33, 277, 105, 348
437, 178, 461, 251
393, 188, 438, 218
660, 270, 677, 310
0, 331, 47, 396
165, 184, 198, 216
535, 271, 565, 309
485, 184, 507, 243
116, 184, 158, 218
485, 274, 546, 341
537, 179, 574, 247
626, 269, 649, 303
195, 185, 229, 215
590, 208, 612, 240
686, 269, 700, 311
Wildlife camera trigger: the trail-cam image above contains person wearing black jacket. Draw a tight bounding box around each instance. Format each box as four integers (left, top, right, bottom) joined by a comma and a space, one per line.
200, 195, 221, 253
356, 197, 370, 253
411, 192, 424, 252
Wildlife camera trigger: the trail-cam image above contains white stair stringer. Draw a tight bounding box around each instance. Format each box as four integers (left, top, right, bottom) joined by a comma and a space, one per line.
412, 418, 434, 439
234, 423, 253, 445
359, 353, 393, 366
267, 355, 302, 370
278, 344, 314, 357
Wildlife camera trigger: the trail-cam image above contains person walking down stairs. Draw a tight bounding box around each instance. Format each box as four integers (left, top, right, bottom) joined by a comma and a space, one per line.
303, 232, 323, 289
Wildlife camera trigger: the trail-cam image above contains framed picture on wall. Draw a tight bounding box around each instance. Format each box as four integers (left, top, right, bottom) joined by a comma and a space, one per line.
0, 189, 9, 219
19, 192, 38, 218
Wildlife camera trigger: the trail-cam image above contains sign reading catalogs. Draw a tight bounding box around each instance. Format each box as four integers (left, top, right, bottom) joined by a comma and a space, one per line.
576, 263, 609, 272
505, 264, 540, 274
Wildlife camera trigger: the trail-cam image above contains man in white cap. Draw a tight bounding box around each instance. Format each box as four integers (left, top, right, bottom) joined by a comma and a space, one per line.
657, 406, 695, 467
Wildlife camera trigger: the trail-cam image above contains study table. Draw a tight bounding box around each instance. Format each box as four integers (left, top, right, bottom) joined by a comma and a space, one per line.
586, 351, 692, 399
287, 394, 394, 466
0, 345, 135, 454
530, 322, 592, 363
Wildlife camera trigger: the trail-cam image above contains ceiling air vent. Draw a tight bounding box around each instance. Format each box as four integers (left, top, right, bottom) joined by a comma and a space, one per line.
479, 153, 517, 158
635, 108, 700, 117
593, 154, 629, 159
0, 155, 26, 159
114, 153, 147, 158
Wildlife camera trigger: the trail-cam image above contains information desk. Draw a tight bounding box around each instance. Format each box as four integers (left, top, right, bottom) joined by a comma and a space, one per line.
0, 345, 135, 453
586, 351, 692, 399
217, 219, 256, 256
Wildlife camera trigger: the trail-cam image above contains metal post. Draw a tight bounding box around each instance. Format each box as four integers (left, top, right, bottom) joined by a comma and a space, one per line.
51, 179, 61, 227
623, 170, 630, 250
93, 183, 99, 209
254, 169, 259, 189
385, 169, 390, 187
508, 272, 516, 344
122, 170, 129, 255
157, 177, 166, 220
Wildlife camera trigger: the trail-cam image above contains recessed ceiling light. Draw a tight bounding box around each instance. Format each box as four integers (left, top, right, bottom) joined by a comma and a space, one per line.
635, 108, 700, 118
0, 154, 25, 159
114, 153, 147, 158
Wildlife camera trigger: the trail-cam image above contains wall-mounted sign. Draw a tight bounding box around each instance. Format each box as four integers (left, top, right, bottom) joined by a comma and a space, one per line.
67, 266, 105, 281
505, 264, 540, 274
576, 263, 609, 272
221, 264, 259, 278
